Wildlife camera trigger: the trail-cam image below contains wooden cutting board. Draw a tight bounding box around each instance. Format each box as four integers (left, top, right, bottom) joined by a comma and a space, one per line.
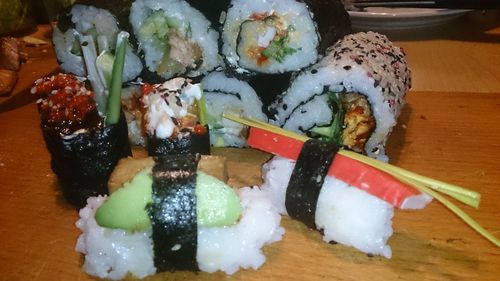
0, 90, 499, 281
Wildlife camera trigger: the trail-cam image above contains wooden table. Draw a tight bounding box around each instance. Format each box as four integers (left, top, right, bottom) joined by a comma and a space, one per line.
1, 16, 500, 281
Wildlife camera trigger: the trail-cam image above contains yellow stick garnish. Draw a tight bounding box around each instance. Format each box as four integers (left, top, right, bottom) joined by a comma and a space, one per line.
223, 114, 499, 247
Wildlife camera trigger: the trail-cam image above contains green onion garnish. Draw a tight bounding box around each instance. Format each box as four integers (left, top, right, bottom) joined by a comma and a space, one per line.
105, 32, 128, 126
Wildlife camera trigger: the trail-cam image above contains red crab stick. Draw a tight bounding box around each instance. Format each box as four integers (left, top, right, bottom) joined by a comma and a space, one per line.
247, 126, 432, 209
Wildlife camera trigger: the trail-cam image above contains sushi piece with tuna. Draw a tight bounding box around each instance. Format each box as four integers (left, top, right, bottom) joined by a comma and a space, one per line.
121, 77, 210, 155
75, 154, 284, 279
129, 0, 221, 81
269, 31, 411, 161
200, 71, 268, 147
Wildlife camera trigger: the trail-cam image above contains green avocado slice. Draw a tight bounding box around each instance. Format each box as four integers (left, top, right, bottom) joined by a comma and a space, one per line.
95, 167, 153, 231
95, 169, 242, 231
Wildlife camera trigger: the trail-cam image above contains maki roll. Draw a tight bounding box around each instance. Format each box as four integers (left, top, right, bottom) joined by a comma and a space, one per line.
221, 0, 321, 76
53, 3, 143, 82
76, 154, 284, 279
31, 73, 132, 208
201, 71, 268, 147
129, 0, 221, 81
221, 0, 351, 106
121, 77, 210, 155
269, 32, 411, 160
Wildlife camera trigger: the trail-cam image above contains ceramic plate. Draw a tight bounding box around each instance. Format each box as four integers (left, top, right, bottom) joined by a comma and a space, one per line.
348, 8, 470, 31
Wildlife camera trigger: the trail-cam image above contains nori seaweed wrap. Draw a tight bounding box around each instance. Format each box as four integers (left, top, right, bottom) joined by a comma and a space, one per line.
32, 73, 132, 208
147, 127, 210, 156
303, 0, 352, 53
285, 139, 339, 228
149, 154, 199, 271
43, 112, 131, 208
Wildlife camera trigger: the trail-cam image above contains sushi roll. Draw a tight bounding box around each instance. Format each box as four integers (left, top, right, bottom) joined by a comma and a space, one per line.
129, 0, 221, 81
31, 73, 132, 208
221, 0, 321, 76
201, 71, 268, 147
121, 77, 210, 155
269, 31, 411, 160
53, 3, 143, 82
75, 154, 284, 279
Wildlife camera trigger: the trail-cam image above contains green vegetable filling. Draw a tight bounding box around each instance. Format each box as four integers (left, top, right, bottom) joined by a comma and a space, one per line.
262, 30, 299, 63
139, 10, 198, 75
95, 169, 242, 231
310, 92, 345, 145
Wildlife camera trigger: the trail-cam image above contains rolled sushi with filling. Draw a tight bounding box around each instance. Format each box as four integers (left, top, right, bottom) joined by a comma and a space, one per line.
31, 73, 132, 208
269, 31, 411, 160
201, 71, 268, 147
53, 3, 143, 82
76, 154, 284, 279
129, 0, 221, 81
121, 77, 210, 155
221, 0, 321, 76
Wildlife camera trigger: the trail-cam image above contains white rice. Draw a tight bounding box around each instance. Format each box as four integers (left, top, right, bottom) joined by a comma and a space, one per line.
201, 71, 268, 147
270, 32, 411, 161
75, 196, 156, 280
76, 187, 284, 279
221, 0, 319, 74
260, 156, 394, 258
130, 0, 220, 79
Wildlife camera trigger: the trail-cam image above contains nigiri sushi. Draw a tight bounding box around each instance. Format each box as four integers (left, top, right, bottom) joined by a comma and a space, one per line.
242, 124, 431, 258
75, 154, 284, 279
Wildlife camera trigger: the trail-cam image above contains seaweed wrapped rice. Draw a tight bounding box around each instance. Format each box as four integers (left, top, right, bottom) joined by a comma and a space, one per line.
201, 71, 268, 147
53, 3, 143, 82
31, 73, 132, 208
129, 0, 221, 81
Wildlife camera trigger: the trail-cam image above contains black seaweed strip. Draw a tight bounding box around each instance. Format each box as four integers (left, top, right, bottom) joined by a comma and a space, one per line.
147, 126, 210, 156
149, 155, 200, 272
281, 87, 331, 127
43, 112, 131, 208
205, 89, 242, 100
285, 139, 339, 229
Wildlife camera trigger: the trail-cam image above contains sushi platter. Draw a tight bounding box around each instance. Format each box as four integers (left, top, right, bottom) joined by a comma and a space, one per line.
1, 88, 499, 280
1, 1, 500, 280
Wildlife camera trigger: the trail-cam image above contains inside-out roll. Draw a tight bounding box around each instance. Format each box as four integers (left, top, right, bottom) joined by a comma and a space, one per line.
221, 0, 320, 75
130, 0, 220, 81
201, 71, 268, 147
269, 31, 411, 161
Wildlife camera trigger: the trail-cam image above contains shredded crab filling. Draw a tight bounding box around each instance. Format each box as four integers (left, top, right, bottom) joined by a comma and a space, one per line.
140, 79, 205, 139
